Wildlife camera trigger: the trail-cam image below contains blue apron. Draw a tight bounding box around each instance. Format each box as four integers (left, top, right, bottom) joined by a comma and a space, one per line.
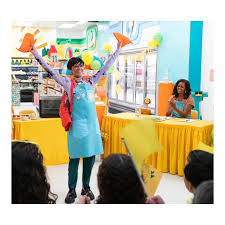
67, 81, 104, 158
172, 100, 191, 119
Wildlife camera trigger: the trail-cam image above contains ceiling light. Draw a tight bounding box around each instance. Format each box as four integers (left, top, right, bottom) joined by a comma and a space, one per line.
58, 23, 76, 28
13, 21, 33, 27
76, 21, 88, 25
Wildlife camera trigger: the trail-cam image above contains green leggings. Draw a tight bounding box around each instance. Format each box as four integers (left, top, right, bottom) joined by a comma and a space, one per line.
68, 155, 95, 189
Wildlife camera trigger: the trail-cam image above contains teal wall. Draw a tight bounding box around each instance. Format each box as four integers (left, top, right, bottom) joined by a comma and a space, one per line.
97, 21, 203, 115
97, 21, 160, 55
188, 21, 203, 115
157, 21, 190, 83
97, 22, 122, 56
189, 21, 203, 92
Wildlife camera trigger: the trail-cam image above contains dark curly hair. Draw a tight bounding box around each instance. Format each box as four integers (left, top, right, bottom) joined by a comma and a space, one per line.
12, 141, 58, 204
172, 79, 191, 99
96, 154, 147, 204
184, 150, 213, 188
67, 57, 84, 70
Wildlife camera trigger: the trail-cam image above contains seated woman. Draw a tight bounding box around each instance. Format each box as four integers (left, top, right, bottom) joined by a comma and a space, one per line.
166, 79, 195, 118
12, 141, 58, 204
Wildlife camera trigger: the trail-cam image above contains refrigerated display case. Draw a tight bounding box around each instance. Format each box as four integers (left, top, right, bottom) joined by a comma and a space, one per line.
108, 48, 158, 114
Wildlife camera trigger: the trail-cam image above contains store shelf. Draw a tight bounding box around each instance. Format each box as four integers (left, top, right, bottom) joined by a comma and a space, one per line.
13, 73, 38, 77
20, 81, 38, 83
11, 66, 38, 68
11, 57, 34, 59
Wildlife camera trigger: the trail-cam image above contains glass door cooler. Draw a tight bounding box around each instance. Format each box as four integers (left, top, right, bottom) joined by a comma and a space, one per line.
108, 48, 157, 114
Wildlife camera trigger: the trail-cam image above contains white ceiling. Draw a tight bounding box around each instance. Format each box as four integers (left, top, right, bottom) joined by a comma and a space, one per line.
12, 21, 99, 30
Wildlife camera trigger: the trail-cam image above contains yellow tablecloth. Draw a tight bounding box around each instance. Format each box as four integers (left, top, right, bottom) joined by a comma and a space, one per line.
12, 105, 106, 166
101, 113, 213, 176
13, 118, 69, 166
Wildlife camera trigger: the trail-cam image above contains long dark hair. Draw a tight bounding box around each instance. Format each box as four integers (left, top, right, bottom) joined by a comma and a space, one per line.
12, 141, 58, 204
96, 154, 147, 204
172, 79, 191, 99
184, 150, 213, 188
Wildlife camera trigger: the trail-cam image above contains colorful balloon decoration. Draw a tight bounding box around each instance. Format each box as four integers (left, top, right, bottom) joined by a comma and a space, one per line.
90, 60, 101, 70
148, 40, 159, 49
62, 52, 104, 75
103, 43, 112, 54
148, 32, 163, 50
153, 33, 163, 43
81, 50, 93, 65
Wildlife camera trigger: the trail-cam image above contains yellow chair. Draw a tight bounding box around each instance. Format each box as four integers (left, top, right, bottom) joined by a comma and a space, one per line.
191, 110, 198, 119
19, 110, 36, 116
140, 108, 151, 115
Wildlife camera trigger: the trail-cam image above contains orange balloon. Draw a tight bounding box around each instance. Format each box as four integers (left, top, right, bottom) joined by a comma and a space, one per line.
17, 33, 36, 53
113, 32, 132, 47
85, 64, 91, 70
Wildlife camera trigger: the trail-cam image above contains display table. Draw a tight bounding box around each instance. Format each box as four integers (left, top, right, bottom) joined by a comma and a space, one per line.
13, 118, 69, 166
12, 104, 106, 166
101, 113, 213, 176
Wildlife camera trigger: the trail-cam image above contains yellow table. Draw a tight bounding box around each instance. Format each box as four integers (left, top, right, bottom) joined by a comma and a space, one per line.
12, 105, 106, 166
13, 118, 69, 166
101, 113, 213, 176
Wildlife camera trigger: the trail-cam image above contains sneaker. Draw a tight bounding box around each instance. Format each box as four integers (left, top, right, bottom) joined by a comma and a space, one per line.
65, 188, 77, 204
81, 187, 95, 200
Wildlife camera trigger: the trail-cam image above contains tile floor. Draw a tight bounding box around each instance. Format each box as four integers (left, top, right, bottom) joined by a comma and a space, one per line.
46, 161, 193, 204
14, 103, 193, 204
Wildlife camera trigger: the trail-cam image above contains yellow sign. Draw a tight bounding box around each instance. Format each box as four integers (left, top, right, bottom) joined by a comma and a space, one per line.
197, 142, 214, 154
114, 70, 121, 80
115, 85, 122, 94
120, 118, 163, 172
142, 163, 162, 197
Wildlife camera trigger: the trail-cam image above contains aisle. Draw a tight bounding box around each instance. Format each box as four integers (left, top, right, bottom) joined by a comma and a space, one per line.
46, 161, 193, 204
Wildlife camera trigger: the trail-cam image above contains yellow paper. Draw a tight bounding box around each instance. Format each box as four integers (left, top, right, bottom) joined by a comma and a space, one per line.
115, 85, 122, 94
142, 163, 162, 197
120, 118, 163, 172
197, 142, 214, 154
114, 70, 121, 80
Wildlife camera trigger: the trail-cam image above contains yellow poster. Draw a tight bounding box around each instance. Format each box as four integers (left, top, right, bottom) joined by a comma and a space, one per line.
120, 118, 163, 173
142, 163, 162, 197
114, 70, 121, 80
197, 142, 214, 154
115, 84, 122, 94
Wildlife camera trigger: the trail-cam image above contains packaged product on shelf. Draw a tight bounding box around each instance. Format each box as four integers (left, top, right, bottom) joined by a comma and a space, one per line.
12, 82, 20, 106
